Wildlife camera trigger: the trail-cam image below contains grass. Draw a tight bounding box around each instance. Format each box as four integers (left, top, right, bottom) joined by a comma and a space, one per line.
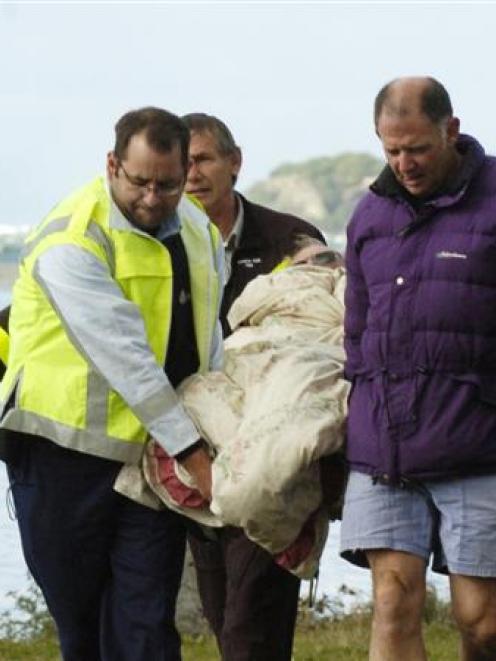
290, 613, 458, 661
0, 583, 459, 660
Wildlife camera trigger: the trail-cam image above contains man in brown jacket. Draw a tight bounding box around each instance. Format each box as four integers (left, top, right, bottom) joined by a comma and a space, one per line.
182, 112, 325, 660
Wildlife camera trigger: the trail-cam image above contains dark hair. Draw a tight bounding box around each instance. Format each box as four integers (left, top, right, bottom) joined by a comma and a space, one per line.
181, 113, 239, 156
374, 77, 453, 127
113, 107, 190, 170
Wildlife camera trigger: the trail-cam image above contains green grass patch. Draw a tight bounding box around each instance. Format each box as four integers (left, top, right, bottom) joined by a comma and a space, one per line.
0, 582, 459, 660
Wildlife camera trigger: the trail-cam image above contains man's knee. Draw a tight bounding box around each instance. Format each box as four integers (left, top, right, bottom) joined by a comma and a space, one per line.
452, 576, 496, 656
372, 568, 425, 637
455, 607, 496, 655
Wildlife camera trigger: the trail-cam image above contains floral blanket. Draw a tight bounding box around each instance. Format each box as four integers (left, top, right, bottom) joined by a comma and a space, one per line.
115, 265, 349, 579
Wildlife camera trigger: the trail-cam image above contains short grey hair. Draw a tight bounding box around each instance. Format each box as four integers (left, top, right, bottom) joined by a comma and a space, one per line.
181, 113, 240, 155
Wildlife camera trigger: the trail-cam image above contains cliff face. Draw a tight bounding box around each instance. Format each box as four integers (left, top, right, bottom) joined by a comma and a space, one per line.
244, 152, 383, 243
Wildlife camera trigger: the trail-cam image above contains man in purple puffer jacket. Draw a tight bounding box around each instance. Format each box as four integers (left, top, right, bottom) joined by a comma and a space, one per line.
341, 76, 496, 660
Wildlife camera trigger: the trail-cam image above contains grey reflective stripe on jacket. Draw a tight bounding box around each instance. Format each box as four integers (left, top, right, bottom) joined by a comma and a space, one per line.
1, 407, 144, 463
23, 217, 116, 273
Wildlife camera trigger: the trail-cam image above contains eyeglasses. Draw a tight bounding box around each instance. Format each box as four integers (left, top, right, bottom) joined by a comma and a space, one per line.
293, 250, 341, 267
118, 161, 184, 198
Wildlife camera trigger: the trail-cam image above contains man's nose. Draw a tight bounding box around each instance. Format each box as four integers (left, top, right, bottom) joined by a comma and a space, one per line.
187, 161, 202, 182
398, 151, 415, 173
142, 187, 162, 206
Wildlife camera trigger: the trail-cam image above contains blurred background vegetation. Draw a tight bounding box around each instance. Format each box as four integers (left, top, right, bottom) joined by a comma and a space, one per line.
246, 152, 383, 239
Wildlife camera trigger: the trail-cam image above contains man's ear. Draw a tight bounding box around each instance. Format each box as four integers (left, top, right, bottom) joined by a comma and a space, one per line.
231, 147, 242, 180
446, 117, 460, 145
107, 151, 118, 178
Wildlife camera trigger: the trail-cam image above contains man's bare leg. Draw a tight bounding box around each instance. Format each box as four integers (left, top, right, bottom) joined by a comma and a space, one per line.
451, 574, 496, 661
367, 549, 427, 661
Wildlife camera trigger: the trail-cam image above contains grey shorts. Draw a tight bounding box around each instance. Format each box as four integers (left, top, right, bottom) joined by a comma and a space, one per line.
340, 470, 496, 577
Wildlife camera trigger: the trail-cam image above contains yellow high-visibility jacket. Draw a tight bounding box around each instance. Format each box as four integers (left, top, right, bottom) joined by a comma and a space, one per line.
0, 327, 9, 378
0, 176, 223, 463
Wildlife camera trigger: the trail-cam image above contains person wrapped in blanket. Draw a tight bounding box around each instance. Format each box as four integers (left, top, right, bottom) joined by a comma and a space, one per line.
115, 237, 349, 579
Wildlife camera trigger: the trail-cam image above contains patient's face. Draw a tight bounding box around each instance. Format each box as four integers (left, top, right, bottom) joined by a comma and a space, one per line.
291, 244, 343, 268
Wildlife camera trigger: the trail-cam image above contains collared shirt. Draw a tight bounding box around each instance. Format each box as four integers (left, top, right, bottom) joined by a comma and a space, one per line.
34, 189, 223, 457
223, 194, 244, 283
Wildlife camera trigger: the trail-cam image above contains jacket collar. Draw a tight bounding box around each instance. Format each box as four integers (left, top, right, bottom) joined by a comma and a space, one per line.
234, 194, 266, 252
224, 193, 244, 250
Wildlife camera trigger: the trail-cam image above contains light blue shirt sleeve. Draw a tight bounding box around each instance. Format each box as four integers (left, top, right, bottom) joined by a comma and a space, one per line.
34, 243, 203, 457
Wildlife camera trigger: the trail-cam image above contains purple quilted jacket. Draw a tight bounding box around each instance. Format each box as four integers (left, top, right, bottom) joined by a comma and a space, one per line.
345, 134, 496, 482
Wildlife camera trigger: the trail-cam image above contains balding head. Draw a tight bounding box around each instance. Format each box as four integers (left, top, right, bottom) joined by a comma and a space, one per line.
374, 77, 453, 129
373, 77, 460, 198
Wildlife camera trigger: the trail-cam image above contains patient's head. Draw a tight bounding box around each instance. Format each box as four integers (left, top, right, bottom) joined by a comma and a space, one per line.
290, 235, 343, 268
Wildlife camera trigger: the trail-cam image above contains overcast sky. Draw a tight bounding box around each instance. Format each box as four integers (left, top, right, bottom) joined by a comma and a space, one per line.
0, 1, 494, 226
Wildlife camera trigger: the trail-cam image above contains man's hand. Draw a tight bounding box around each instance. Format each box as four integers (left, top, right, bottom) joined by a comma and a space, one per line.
176, 443, 212, 502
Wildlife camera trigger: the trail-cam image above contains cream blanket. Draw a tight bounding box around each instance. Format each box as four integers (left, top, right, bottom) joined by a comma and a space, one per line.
115, 265, 348, 579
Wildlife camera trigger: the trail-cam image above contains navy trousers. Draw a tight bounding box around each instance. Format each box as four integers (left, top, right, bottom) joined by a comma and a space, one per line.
7, 435, 186, 661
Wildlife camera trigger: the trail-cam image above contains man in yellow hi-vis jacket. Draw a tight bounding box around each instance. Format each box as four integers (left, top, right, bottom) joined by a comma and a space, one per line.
0, 107, 224, 661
